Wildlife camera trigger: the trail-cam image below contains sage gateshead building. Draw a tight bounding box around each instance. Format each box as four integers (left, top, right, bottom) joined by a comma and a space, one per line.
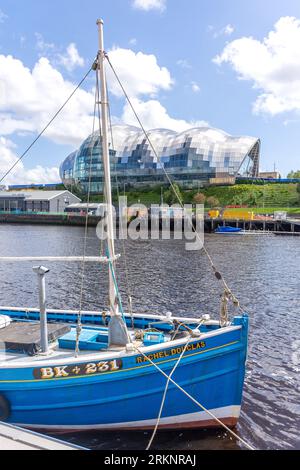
60, 125, 260, 193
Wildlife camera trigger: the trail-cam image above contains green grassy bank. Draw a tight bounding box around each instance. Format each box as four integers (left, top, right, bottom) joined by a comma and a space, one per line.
76, 182, 300, 213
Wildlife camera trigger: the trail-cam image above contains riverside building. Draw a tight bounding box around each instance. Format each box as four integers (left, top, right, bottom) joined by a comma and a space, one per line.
60, 124, 260, 194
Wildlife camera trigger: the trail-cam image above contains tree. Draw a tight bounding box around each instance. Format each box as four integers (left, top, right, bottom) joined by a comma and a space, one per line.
297, 183, 300, 203
193, 192, 206, 205
164, 183, 183, 205
206, 196, 220, 208
287, 170, 300, 178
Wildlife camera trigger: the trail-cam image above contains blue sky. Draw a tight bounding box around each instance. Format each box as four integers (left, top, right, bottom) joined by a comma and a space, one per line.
1, 0, 300, 183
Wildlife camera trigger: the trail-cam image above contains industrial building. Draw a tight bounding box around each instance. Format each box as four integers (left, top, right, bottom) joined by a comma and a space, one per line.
0, 190, 81, 213
60, 124, 260, 194
258, 171, 281, 180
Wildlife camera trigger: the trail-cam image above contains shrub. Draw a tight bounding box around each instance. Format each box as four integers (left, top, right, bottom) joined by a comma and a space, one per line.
206, 196, 220, 208
193, 193, 206, 204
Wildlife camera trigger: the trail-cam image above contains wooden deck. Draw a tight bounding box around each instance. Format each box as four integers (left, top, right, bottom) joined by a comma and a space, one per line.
0, 422, 86, 450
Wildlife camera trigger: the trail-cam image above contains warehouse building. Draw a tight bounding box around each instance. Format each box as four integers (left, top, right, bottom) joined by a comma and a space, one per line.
0, 190, 81, 213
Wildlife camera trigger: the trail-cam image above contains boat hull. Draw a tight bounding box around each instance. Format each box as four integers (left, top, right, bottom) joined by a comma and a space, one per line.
24, 406, 240, 433
0, 315, 248, 432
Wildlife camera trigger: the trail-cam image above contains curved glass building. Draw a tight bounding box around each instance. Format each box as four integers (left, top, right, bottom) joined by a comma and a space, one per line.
60, 125, 260, 193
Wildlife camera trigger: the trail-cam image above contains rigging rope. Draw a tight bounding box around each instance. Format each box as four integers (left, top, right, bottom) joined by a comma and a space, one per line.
105, 54, 242, 315
75, 83, 98, 357
106, 82, 134, 325
95, 71, 118, 315
0, 65, 93, 184
0, 45, 251, 445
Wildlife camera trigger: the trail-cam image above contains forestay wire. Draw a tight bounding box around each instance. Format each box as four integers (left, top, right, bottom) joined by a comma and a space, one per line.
106, 81, 135, 326
105, 54, 242, 314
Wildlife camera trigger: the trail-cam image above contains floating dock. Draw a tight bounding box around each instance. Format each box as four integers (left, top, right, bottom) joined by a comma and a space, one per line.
273, 231, 300, 236
0, 422, 86, 450
206, 217, 300, 234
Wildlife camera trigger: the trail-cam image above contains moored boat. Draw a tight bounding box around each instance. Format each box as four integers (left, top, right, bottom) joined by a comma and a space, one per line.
215, 226, 244, 234
0, 19, 249, 436
0, 307, 248, 431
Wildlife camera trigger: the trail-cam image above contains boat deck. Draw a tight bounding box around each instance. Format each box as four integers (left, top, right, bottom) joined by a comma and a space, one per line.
0, 308, 221, 366
0, 325, 177, 365
0, 422, 86, 450
0, 328, 143, 365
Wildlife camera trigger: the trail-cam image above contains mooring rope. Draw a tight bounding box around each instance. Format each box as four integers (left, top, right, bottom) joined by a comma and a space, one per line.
134, 343, 255, 451
146, 324, 203, 450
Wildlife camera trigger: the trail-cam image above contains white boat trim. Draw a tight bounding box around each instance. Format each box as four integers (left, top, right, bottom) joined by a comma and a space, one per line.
0, 322, 242, 369
13, 405, 241, 431
0, 305, 220, 325
0, 256, 117, 263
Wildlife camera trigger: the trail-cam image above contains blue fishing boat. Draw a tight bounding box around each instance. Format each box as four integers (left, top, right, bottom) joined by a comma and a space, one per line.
0, 20, 249, 435
0, 306, 248, 431
215, 226, 244, 234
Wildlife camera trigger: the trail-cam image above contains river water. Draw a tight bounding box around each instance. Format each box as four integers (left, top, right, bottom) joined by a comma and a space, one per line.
0, 224, 299, 450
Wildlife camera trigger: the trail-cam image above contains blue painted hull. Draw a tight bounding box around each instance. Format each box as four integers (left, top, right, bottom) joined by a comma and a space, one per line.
215, 226, 243, 234
0, 314, 248, 431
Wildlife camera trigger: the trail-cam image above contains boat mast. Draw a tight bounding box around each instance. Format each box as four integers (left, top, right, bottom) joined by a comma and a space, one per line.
96, 19, 119, 316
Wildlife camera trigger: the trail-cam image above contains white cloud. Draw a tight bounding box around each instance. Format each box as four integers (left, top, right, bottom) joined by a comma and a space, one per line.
122, 98, 208, 132
176, 59, 192, 69
0, 137, 59, 185
191, 81, 201, 93
0, 54, 94, 146
57, 43, 85, 72
0, 45, 208, 184
213, 16, 300, 116
106, 48, 208, 132
129, 38, 137, 46
20, 35, 26, 47
107, 47, 173, 98
35, 34, 84, 72
209, 24, 235, 39
132, 0, 166, 12
0, 9, 8, 23
223, 24, 235, 36
35, 33, 55, 55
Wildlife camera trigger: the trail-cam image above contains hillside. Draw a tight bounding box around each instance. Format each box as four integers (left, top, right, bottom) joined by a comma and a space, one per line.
200, 183, 299, 207
79, 183, 300, 211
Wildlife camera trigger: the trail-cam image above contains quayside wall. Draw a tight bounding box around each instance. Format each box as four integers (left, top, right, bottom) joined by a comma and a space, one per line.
0, 213, 299, 233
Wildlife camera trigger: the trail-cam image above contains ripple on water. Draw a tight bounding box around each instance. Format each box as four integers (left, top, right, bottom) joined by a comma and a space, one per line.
0, 225, 299, 450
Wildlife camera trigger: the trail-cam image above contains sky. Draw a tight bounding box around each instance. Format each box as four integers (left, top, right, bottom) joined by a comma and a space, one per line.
1, 0, 300, 184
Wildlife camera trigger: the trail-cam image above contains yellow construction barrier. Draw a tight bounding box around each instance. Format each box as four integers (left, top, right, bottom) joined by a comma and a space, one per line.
208, 210, 220, 219
223, 210, 254, 220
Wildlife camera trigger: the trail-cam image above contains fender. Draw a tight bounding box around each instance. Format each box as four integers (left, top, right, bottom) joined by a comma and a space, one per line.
0, 394, 10, 421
